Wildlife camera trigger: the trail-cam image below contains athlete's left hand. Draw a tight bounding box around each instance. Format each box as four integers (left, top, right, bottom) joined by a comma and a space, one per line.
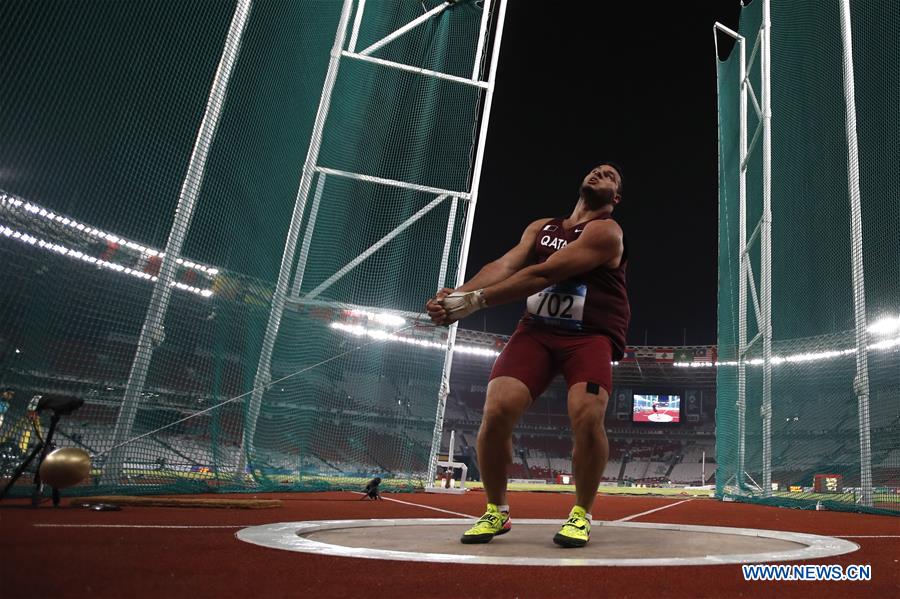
438, 289, 487, 325
426, 287, 454, 325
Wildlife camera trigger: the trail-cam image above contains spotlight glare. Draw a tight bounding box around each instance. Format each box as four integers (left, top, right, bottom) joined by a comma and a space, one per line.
868, 315, 900, 337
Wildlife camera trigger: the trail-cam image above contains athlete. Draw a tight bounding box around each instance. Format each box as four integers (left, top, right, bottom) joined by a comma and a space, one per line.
426, 163, 629, 548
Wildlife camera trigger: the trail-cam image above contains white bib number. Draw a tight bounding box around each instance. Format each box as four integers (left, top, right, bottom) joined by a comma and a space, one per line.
526, 282, 586, 330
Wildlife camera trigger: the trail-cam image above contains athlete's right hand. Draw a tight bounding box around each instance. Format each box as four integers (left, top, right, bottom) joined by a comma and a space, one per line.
426, 287, 454, 325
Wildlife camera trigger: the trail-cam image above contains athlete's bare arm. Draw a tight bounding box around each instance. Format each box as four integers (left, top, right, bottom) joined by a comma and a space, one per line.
426, 220, 625, 325
481, 219, 623, 308
458, 218, 551, 291
432, 219, 623, 325
426, 218, 550, 322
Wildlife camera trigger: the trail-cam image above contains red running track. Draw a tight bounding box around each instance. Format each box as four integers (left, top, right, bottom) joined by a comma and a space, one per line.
2, 491, 897, 598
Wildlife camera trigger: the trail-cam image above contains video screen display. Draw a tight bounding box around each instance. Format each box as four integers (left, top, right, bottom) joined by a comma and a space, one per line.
632, 394, 681, 424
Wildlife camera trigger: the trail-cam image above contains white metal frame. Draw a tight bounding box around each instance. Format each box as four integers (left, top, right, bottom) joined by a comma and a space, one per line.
759, 0, 774, 501
239, 0, 509, 485
425, 430, 469, 494
838, 0, 873, 508
716, 0, 873, 507
305, 194, 449, 300
427, 0, 508, 486
104, 0, 254, 484
714, 0, 773, 498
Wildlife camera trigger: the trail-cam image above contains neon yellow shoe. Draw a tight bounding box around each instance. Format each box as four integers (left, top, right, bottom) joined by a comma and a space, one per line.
460, 503, 511, 544
553, 506, 591, 548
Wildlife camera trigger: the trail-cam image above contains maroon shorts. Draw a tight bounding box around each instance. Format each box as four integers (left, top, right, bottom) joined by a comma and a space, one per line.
489, 322, 613, 400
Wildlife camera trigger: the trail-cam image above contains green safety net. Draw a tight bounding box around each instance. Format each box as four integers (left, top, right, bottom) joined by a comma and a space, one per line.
0, 0, 493, 495
716, 0, 899, 514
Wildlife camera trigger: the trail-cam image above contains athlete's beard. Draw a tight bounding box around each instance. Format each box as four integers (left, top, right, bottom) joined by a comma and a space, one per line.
579, 183, 616, 209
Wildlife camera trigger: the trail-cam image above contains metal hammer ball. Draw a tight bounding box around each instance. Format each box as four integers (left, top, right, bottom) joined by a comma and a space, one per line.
39, 447, 92, 488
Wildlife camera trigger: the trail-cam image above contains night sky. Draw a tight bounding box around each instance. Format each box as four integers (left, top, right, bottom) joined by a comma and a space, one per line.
460, 2, 743, 346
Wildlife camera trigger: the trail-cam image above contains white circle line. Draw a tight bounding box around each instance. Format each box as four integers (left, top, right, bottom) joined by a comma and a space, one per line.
235, 519, 860, 567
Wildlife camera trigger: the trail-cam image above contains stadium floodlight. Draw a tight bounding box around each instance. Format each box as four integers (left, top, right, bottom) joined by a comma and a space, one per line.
344, 308, 405, 327
0, 224, 214, 297
329, 322, 500, 357
870, 335, 900, 351
1, 192, 220, 277
453, 345, 500, 357
674, 361, 717, 368
868, 315, 900, 337
771, 347, 856, 365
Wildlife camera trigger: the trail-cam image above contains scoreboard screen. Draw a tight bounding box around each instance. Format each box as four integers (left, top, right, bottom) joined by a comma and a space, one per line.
814, 474, 843, 493
632, 394, 681, 424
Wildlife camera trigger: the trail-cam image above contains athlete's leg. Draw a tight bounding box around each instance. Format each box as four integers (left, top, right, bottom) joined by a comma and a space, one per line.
461, 328, 554, 544
477, 376, 532, 507
559, 335, 614, 515
479, 325, 555, 506
567, 382, 610, 513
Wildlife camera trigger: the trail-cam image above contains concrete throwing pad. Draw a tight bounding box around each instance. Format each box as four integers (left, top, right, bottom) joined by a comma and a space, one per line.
236, 519, 859, 566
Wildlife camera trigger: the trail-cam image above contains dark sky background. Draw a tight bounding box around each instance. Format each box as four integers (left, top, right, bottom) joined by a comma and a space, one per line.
458, 1, 743, 346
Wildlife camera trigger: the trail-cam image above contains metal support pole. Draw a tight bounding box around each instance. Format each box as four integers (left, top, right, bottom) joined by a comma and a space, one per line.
702, 450, 706, 484
343, 51, 489, 89
760, 0, 773, 498
348, 0, 366, 53
426, 0, 508, 485
289, 173, 326, 298
436, 197, 459, 289
448, 429, 456, 464
714, 22, 748, 495
241, 0, 355, 469
471, 0, 491, 81
737, 31, 748, 493
104, 0, 253, 483
838, 0, 873, 508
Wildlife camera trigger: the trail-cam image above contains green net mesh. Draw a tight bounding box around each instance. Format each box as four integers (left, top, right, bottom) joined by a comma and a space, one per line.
716, 0, 899, 514
1, 0, 496, 495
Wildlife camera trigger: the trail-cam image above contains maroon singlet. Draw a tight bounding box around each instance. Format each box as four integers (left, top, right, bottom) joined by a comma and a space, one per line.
520, 215, 630, 360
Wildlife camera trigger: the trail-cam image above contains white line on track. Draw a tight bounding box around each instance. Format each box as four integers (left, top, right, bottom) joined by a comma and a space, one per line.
33, 524, 244, 529
615, 498, 694, 522
380, 495, 476, 518
838, 535, 900, 538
